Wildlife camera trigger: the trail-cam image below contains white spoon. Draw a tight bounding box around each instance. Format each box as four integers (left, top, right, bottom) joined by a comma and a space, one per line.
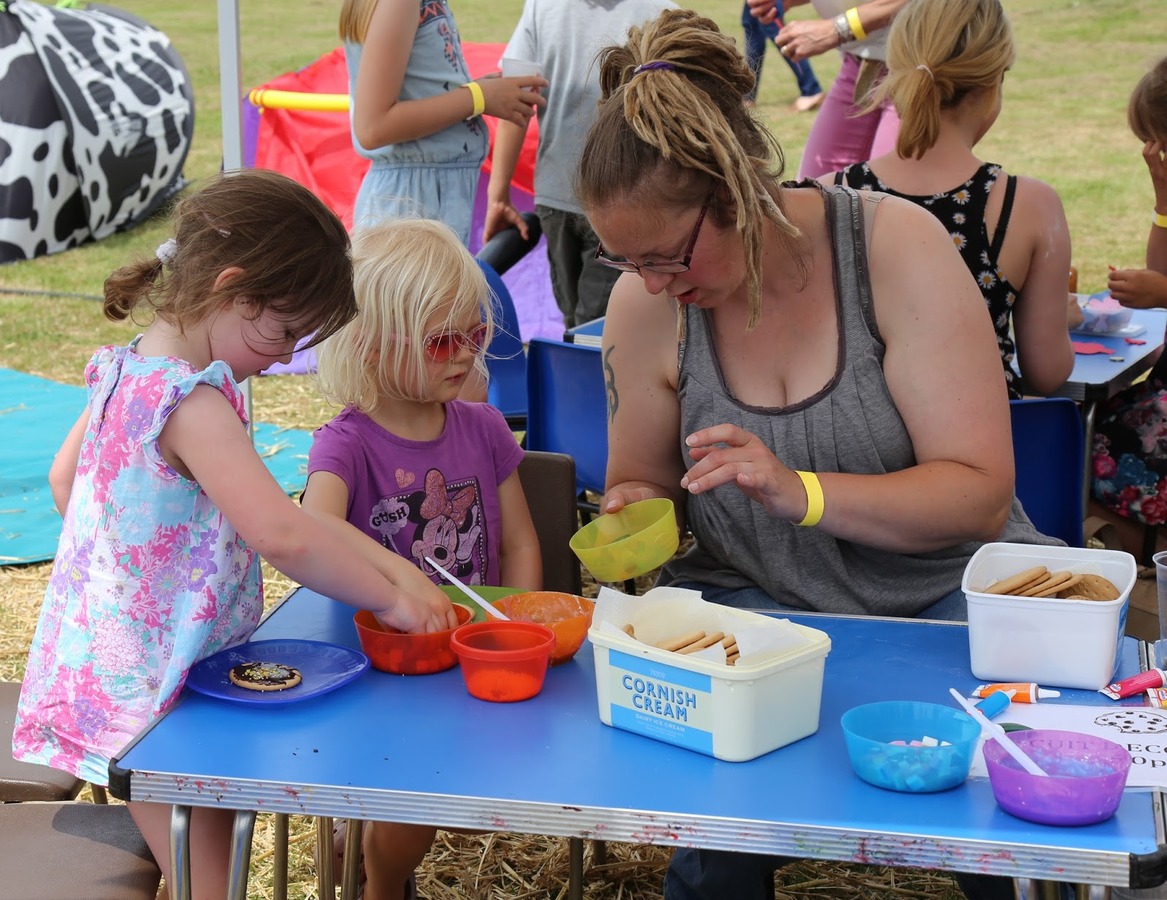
949, 688, 1048, 777
425, 556, 509, 621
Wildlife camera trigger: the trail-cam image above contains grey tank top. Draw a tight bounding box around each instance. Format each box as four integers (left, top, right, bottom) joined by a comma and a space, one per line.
660, 183, 1058, 616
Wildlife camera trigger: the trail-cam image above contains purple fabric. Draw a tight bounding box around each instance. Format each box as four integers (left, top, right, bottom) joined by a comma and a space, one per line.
796, 53, 899, 180
262, 173, 563, 376
306, 401, 523, 587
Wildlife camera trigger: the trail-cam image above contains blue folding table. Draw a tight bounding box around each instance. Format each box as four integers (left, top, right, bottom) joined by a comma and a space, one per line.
110, 588, 1167, 900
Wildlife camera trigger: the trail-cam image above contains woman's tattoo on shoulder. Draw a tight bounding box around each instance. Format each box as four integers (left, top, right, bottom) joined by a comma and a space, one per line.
603, 345, 618, 424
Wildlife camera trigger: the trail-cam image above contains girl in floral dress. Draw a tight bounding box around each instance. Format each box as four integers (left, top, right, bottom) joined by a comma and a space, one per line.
12, 169, 456, 899
1092, 56, 1167, 534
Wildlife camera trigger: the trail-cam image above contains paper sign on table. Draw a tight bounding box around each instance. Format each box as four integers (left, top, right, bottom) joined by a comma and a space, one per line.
967, 701, 1167, 789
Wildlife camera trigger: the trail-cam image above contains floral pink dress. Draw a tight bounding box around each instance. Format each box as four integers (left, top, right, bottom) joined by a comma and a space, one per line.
12, 341, 263, 785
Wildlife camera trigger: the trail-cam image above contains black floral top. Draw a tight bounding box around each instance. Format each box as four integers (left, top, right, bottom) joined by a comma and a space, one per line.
834, 162, 1021, 398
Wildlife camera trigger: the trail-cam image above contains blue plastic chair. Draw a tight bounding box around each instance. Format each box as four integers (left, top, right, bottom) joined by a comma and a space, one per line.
476, 213, 543, 433
1010, 397, 1085, 547
525, 336, 608, 505
478, 259, 528, 430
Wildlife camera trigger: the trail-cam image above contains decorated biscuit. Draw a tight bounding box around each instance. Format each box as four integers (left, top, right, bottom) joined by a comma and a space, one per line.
228, 661, 303, 692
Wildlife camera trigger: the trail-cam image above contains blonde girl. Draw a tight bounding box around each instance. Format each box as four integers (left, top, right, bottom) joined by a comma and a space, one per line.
305, 218, 541, 900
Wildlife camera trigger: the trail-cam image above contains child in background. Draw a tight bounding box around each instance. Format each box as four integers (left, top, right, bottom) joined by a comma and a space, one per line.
1092, 56, 1167, 540
339, 0, 547, 245
11, 169, 455, 900
1107, 56, 1167, 310
826, 0, 1075, 400
483, 0, 677, 329
304, 218, 541, 900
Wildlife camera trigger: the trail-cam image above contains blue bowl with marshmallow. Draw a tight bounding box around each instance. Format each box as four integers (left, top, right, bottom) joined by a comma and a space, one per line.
841, 701, 980, 793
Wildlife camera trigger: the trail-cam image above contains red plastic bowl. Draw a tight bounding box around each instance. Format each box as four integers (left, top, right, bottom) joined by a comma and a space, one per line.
353, 604, 472, 675
491, 592, 595, 665
450, 621, 555, 702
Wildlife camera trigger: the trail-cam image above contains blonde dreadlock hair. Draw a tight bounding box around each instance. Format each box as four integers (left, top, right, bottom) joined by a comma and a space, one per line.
575, 8, 803, 329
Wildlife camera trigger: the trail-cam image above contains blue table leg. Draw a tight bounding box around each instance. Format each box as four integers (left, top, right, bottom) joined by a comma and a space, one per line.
228, 810, 256, 900
169, 804, 192, 900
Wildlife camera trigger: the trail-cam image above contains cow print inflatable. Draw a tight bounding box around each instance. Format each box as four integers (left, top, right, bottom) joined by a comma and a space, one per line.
0, 0, 193, 263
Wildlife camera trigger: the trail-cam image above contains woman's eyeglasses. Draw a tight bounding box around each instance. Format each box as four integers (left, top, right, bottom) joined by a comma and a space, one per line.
398, 324, 488, 362
594, 200, 709, 275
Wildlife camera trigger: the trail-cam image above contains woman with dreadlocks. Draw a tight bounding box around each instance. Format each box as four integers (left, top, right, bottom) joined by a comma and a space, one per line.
575, 12, 1054, 896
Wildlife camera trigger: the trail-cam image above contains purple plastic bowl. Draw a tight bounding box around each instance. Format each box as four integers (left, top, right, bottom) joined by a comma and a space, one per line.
983, 730, 1131, 826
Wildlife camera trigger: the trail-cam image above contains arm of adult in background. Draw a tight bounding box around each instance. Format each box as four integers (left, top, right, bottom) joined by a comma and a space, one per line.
483, 119, 532, 244
770, 0, 911, 62
1144, 139, 1167, 274
497, 470, 542, 590
1108, 268, 1167, 309
166, 394, 453, 633
598, 274, 688, 534
351, 0, 546, 149
747, 0, 809, 26
683, 195, 1014, 553
1007, 176, 1075, 395
48, 410, 87, 515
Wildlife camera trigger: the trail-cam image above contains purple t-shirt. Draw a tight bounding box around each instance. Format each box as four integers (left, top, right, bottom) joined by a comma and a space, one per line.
307, 401, 523, 587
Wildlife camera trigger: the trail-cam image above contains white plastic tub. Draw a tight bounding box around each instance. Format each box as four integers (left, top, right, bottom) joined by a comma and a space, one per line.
962, 542, 1137, 690
588, 588, 831, 761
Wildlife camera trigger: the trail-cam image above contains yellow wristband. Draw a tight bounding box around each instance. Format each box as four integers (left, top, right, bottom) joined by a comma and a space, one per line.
845, 7, 868, 42
794, 471, 825, 528
461, 81, 485, 119
1154, 211, 1167, 229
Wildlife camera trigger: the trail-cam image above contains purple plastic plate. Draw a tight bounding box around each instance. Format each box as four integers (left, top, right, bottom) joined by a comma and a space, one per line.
983, 729, 1131, 826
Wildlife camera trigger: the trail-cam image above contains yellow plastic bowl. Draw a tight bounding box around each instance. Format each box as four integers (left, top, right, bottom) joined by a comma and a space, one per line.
569, 498, 679, 583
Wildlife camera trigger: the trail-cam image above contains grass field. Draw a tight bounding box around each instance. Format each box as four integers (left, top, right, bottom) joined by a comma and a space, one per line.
0, 0, 1163, 897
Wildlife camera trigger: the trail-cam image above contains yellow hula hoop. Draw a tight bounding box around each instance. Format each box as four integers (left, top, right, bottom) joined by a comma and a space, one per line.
248, 88, 350, 112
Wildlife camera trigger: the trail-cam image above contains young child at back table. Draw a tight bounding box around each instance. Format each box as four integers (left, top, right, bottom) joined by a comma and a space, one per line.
303, 217, 542, 900
11, 169, 456, 900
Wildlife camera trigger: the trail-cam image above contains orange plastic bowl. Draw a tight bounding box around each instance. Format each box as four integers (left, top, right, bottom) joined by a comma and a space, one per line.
491, 592, 595, 665
450, 621, 556, 702
353, 603, 473, 675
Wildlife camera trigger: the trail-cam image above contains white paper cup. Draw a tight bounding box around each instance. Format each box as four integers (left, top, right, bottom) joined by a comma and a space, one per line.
501, 56, 542, 78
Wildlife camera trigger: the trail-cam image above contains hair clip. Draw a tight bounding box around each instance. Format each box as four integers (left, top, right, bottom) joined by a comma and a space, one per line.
633, 61, 675, 74
155, 238, 178, 265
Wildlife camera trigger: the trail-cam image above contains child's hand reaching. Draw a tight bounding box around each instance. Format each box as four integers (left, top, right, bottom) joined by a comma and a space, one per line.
479, 74, 547, 128
1108, 267, 1167, 309
374, 572, 458, 634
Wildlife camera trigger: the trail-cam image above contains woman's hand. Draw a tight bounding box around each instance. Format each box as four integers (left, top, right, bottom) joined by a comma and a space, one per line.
478, 74, 547, 128
601, 483, 665, 515
681, 424, 807, 521
773, 18, 840, 61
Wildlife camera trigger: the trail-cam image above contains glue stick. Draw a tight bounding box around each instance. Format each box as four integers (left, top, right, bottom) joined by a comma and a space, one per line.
972, 683, 1061, 703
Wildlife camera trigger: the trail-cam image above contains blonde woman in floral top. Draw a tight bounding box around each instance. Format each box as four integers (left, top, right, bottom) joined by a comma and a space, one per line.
12, 170, 455, 900
824, 0, 1075, 399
